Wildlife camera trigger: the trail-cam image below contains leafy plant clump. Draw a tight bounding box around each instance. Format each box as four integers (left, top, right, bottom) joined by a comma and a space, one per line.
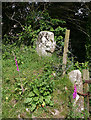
24, 69, 54, 112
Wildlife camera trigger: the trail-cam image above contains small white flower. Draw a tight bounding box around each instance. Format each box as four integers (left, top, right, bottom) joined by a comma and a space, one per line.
26, 108, 29, 112
65, 86, 68, 91
81, 108, 84, 111
6, 97, 8, 100
14, 25, 17, 28
53, 72, 56, 77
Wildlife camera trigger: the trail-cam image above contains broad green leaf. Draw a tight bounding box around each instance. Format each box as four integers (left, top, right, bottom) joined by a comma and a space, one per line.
40, 90, 43, 93
42, 101, 46, 106
42, 87, 46, 91
43, 91, 50, 96
49, 75, 53, 79
33, 88, 39, 95
39, 96, 43, 103
44, 95, 51, 104
49, 101, 54, 106
24, 98, 32, 103
33, 97, 39, 101
30, 104, 36, 112
28, 92, 35, 97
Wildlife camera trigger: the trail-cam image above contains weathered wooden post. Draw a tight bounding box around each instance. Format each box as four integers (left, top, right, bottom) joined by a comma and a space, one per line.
83, 69, 90, 117
62, 29, 70, 75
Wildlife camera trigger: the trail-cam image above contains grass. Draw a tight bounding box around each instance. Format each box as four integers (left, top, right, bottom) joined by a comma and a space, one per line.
2, 45, 73, 118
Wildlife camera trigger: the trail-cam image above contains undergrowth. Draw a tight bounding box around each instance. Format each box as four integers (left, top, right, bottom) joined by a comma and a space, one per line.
2, 44, 89, 118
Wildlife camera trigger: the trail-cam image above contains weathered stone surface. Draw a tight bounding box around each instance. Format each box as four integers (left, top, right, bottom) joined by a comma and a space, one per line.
68, 70, 84, 115
36, 31, 56, 56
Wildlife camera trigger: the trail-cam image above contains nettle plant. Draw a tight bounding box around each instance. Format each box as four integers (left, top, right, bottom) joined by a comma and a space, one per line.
24, 65, 54, 112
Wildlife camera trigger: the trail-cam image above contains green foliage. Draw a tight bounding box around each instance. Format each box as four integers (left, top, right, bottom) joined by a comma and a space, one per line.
3, 45, 60, 117
24, 66, 54, 112
67, 104, 84, 118
66, 58, 89, 73
67, 100, 89, 119
25, 10, 66, 49
14, 80, 23, 100
3, 10, 66, 52
74, 61, 89, 70
17, 25, 40, 46
3, 45, 55, 112
3, 44, 89, 117
2, 44, 16, 59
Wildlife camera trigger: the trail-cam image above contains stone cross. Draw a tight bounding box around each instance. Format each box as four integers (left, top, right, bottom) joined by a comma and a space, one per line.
36, 31, 56, 56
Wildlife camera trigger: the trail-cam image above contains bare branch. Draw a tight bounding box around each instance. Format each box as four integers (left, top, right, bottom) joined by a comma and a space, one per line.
5, 12, 24, 30
65, 17, 90, 38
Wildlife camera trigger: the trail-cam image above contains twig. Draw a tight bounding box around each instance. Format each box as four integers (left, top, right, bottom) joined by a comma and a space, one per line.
5, 12, 24, 30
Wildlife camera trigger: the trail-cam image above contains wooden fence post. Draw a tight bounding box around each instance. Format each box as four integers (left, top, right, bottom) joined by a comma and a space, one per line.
62, 29, 70, 75
82, 69, 90, 117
